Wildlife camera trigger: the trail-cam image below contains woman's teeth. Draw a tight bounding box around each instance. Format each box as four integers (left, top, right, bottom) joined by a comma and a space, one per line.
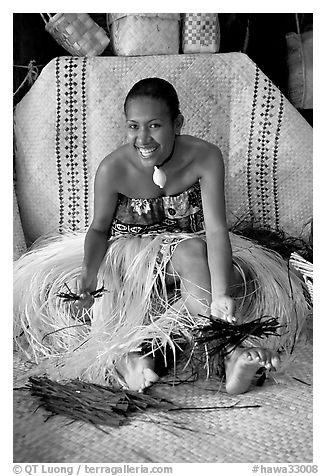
138, 147, 157, 158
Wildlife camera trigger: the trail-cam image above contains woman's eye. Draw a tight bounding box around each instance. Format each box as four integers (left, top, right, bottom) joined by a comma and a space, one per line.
150, 124, 160, 129
128, 124, 138, 130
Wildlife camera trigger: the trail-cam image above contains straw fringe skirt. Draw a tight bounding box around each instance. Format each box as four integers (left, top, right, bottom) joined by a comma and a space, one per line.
13, 231, 308, 385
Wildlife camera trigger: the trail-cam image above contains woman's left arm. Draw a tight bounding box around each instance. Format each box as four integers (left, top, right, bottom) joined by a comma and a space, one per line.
199, 144, 235, 321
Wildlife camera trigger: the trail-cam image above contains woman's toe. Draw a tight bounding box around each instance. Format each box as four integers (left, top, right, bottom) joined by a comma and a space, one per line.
271, 355, 280, 370
143, 368, 159, 384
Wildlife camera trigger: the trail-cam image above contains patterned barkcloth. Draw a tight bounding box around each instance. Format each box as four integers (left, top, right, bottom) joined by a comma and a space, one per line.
14, 53, 312, 245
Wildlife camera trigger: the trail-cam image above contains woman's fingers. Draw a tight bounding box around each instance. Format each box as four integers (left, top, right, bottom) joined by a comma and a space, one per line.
74, 292, 95, 312
211, 296, 236, 323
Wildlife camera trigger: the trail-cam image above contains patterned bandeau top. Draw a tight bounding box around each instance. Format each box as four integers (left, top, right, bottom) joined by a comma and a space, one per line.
110, 181, 205, 236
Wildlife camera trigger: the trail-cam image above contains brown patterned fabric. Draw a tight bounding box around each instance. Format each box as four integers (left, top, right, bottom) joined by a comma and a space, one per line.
111, 181, 204, 236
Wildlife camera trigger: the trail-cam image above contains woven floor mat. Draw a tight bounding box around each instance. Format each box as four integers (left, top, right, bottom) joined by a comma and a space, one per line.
13, 337, 312, 464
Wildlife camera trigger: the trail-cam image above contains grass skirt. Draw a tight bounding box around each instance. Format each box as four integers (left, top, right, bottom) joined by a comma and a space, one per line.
13, 231, 308, 385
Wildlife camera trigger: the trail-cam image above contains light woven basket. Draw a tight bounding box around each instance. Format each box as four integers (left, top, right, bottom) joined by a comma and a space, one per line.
107, 13, 180, 56
286, 14, 313, 109
290, 252, 313, 303
182, 13, 220, 53
41, 13, 110, 57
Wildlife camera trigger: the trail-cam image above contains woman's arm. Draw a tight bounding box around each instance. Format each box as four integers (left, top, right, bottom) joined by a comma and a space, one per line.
199, 144, 235, 321
79, 157, 119, 295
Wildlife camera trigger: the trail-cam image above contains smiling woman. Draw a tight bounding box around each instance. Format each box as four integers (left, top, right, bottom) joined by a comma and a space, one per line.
13, 77, 308, 395
124, 81, 183, 188
125, 81, 182, 165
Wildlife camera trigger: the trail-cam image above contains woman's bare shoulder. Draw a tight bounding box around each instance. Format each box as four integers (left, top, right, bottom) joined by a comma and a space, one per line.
180, 134, 222, 156
97, 145, 130, 177
179, 135, 223, 170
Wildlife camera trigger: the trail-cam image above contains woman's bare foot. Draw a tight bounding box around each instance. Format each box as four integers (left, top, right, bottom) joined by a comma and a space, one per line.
115, 352, 159, 392
224, 346, 280, 394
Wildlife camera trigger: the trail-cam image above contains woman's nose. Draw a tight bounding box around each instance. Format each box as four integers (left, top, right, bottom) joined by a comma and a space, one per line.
137, 127, 151, 144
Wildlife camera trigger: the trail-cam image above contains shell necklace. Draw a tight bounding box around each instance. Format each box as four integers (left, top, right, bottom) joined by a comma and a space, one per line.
152, 141, 176, 189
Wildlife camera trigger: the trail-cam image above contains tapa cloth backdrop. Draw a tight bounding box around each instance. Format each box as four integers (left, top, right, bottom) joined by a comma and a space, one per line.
14, 53, 312, 246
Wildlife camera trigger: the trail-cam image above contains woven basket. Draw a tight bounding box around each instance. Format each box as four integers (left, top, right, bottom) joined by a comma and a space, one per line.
182, 13, 220, 53
289, 252, 313, 303
41, 13, 110, 57
286, 15, 313, 109
108, 13, 180, 56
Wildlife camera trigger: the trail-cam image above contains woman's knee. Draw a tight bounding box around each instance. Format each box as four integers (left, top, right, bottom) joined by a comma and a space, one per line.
172, 238, 208, 272
230, 260, 254, 297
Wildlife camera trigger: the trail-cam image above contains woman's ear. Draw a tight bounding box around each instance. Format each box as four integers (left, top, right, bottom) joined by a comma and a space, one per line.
174, 114, 184, 135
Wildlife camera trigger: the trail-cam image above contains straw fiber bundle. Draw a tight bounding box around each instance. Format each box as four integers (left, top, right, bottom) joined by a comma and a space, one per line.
20, 375, 266, 431
25, 376, 176, 428
14, 53, 312, 245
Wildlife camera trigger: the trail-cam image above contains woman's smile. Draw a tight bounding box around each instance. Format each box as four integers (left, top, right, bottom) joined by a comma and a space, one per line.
136, 145, 159, 159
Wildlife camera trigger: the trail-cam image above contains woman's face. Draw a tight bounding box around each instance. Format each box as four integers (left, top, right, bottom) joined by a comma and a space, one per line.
125, 96, 177, 169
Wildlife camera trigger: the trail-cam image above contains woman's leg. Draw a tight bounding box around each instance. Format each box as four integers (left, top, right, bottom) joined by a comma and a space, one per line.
167, 237, 280, 394
166, 237, 212, 317
167, 237, 244, 316
113, 239, 208, 392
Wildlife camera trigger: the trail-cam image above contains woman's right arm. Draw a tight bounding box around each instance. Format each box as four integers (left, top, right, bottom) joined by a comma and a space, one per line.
79, 157, 119, 295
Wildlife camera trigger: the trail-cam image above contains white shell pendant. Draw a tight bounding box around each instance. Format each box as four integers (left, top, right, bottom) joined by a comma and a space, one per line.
152, 166, 166, 189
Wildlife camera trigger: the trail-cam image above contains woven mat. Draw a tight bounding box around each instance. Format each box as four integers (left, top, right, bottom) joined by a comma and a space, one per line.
14, 53, 312, 247
13, 326, 313, 464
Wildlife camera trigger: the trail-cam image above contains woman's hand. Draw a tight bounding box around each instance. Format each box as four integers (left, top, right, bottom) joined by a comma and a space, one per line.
75, 269, 98, 312
211, 295, 236, 324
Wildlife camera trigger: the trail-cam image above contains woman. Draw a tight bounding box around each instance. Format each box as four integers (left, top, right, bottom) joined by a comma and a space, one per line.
14, 78, 307, 394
